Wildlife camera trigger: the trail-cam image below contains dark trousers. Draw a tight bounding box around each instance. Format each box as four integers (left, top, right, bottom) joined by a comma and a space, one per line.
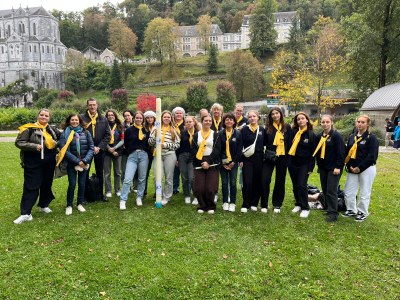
67, 164, 88, 207
261, 155, 287, 209
242, 153, 263, 208
173, 165, 180, 192
20, 158, 56, 215
86, 150, 105, 199
288, 163, 310, 210
319, 168, 342, 217
144, 155, 153, 195
220, 164, 238, 204
194, 166, 219, 211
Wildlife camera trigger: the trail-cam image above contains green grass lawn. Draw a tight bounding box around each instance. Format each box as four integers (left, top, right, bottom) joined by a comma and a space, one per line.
1, 142, 399, 299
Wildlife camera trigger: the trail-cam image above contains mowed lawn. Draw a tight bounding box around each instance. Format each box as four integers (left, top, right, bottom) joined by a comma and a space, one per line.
0, 142, 399, 299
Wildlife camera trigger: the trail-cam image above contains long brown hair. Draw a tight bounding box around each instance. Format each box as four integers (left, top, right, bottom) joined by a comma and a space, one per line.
292, 111, 313, 131
265, 107, 287, 134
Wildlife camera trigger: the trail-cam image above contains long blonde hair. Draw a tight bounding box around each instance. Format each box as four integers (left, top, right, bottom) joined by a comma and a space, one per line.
161, 110, 177, 141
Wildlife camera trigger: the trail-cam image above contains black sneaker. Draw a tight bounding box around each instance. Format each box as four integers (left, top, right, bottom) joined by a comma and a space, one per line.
342, 210, 357, 217
355, 213, 367, 222
326, 215, 338, 222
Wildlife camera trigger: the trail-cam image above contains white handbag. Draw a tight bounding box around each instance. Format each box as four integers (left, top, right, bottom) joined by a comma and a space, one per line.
242, 125, 259, 158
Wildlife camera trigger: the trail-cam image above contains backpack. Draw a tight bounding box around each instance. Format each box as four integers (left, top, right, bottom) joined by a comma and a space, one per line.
337, 185, 346, 211
85, 173, 102, 202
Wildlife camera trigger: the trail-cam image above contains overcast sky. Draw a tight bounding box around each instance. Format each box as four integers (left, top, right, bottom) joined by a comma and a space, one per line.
0, 0, 121, 13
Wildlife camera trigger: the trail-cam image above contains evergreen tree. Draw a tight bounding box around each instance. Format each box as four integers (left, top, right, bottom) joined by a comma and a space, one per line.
249, 0, 277, 59
207, 44, 219, 74
110, 60, 123, 91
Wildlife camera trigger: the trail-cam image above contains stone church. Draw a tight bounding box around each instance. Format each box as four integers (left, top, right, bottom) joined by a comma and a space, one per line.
0, 6, 67, 89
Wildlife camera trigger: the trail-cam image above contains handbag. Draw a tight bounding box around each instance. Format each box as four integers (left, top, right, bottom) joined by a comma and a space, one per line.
243, 125, 259, 158
264, 149, 277, 162
54, 157, 67, 179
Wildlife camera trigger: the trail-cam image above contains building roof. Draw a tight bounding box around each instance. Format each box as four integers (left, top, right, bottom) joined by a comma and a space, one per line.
82, 46, 102, 54
175, 24, 223, 37
243, 11, 297, 26
0, 7, 53, 18
361, 83, 400, 111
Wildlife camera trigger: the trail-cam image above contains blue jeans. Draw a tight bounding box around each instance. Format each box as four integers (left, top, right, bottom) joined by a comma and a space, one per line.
220, 164, 239, 204
67, 164, 88, 207
120, 150, 149, 201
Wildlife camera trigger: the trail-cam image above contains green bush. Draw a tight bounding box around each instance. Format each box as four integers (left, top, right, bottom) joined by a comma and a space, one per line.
34, 89, 59, 109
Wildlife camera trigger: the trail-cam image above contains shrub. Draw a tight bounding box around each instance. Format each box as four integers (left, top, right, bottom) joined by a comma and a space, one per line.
186, 81, 209, 115
58, 90, 74, 102
137, 94, 156, 112
34, 89, 58, 109
111, 89, 128, 111
216, 80, 236, 112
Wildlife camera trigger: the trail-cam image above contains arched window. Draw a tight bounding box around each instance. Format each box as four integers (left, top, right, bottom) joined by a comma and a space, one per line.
19, 23, 22, 34
33, 23, 36, 36
7, 25, 11, 37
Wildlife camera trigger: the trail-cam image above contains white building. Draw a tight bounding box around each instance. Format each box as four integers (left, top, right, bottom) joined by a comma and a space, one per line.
0, 6, 67, 89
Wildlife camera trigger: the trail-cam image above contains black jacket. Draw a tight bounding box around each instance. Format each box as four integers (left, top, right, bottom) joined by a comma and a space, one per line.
264, 123, 293, 154
315, 129, 345, 171
191, 131, 221, 168
288, 129, 317, 172
81, 112, 111, 150
219, 128, 243, 164
59, 129, 94, 166
345, 131, 379, 173
123, 126, 149, 155
178, 129, 198, 155
241, 125, 265, 159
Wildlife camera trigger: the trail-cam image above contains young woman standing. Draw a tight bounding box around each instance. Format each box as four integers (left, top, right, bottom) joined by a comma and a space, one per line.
219, 113, 243, 212
262, 107, 292, 214
240, 110, 265, 213
288, 112, 317, 218
59, 114, 94, 215
343, 115, 379, 222
313, 115, 345, 222
148, 111, 180, 205
121, 110, 134, 184
144, 111, 156, 196
178, 116, 200, 204
119, 111, 149, 209
191, 115, 221, 214
104, 110, 124, 198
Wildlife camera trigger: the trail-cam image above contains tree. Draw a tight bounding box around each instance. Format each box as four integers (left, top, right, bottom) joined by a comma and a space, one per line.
342, 0, 400, 99
207, 44, 218, 74
186, 81, 209, 114
137, 93, 157, 112
249, 0, 278, 58
197, 14, 212, 52
143, 17, 178, 66
110, 60, 123, 91
111, 89, 128, 111
52, 10, 84, 50
63, 49, 88, 94
108, 18, 138, 64
82, 10, 109, 50
227, 50, 265, 101
216, 80, 236, 112
173, 0, 198, 25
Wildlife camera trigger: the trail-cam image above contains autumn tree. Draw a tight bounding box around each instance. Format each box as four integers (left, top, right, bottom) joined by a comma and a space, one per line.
186, 81, 210, 114
173, 0, 198, 25
216, 80, 236, 112
143, 17, 178, 66
63, 49, 88, 93
82, 9, 109, 50
227, 50, 265, 101
197, 14, 212, 52
108, 18, 138, 64
137, 93, 157, 112
249, 0, 277, 58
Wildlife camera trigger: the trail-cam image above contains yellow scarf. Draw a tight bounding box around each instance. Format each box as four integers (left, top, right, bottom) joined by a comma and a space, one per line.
225, 129, 233, 162
86, 111, 98, 138
56, 130, 75, 166
134, 124, 144, 140
288, 128, 306, 156
188, 128, 194, 145
196, 130, 212, 160
18, 122, 56, 150
236, 115, 243, 128
273, 123, 285, 155
175, 121, 183, 136
249, 124, 258, 133
153, 125, 171, 156
213, 117, 221, 130
345, 135, 363, 164
313, 134, 330, 159
109, 124, 117, 144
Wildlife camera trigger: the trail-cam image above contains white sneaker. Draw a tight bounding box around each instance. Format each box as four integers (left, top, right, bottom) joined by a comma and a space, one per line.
261, 208, 268, 213
250, 206, 258, 212
197, 209, 204, 214
214, 195, 218, 203
136, 197, 143, 207
120, 201, 126, 210
65, 206, 73, 215
192, 198, 198, 205
116, 191, 121, 197
77, 204, 86, 212
13, 214, 33, 224
208, 210, 215, 214
222, 203, 229, 211
229, 203, 236, 212
274, 208, 281, 214
300, 210, 310, 218
40, 207, 52, 213
106, 192, 112, 198
292, 206, 301, 213
161, 198, 168, 205
185, 197, 191, 204
241, 207, 248, 213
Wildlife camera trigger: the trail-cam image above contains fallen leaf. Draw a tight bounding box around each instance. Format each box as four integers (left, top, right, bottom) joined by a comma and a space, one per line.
99, 291, 106, 296
223, 254, 228, 259
268, 261, 273, 268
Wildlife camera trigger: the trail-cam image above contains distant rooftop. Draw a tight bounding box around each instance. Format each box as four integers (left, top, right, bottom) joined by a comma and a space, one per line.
361, 83, 400, 111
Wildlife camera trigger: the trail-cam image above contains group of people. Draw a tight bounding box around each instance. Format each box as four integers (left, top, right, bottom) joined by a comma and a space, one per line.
385, 117, 400, 149
13, 99, 379, 224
